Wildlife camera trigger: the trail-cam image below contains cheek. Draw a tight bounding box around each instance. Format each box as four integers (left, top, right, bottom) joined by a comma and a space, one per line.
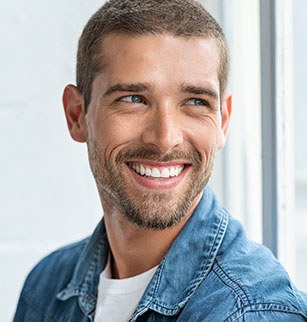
189, 122, 222, 151
187, 131, 222, 170
93, 118, 144, 160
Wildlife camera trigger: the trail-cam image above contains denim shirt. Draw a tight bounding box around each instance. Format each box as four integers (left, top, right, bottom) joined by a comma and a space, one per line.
14, 187, 307, 321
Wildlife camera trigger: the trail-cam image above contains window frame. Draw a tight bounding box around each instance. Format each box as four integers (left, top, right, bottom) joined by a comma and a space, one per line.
260, 0, 295, 276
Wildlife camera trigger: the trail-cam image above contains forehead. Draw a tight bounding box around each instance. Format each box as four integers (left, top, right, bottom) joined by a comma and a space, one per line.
97, 33, 220, 92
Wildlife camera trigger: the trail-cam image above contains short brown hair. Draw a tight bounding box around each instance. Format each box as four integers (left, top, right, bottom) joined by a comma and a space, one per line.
77, 0, 230, 111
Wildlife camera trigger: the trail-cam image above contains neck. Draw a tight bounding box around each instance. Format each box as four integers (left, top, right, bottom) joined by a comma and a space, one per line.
102, 195, 201, 279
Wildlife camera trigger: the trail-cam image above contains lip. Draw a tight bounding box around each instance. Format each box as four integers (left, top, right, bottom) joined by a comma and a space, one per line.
127, 160, 189, 168
126, 161, 190, 190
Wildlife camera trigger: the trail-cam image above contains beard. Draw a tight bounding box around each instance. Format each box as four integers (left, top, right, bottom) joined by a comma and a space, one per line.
87, 138, 217, 230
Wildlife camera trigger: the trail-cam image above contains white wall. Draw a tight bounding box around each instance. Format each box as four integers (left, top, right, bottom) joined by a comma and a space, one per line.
0, 2, 105, 321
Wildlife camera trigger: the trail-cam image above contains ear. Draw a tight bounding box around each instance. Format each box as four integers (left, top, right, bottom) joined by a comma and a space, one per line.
218, 92, 232, 148
62, 85, 87, 142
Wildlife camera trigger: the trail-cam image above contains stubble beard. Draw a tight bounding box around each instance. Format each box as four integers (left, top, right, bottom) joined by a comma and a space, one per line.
88, 140, 217, 230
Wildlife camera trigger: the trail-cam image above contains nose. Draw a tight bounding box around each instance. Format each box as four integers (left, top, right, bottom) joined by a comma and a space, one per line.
141, 106, 184, 154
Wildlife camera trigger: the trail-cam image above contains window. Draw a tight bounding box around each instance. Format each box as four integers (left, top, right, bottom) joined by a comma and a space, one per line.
203, 0, 263, 243
204, 0, 307, 291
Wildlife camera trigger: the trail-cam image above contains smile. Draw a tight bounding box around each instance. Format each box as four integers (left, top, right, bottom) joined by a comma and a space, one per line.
128, 162, 185, 179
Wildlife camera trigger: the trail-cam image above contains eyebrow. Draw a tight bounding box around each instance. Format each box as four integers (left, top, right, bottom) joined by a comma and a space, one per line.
103, 82, 219, 101
103, 83, 150, 97
181, 85, 219, 100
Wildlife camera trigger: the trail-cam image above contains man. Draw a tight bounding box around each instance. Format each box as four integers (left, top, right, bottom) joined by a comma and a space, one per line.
14, 0, 307, 321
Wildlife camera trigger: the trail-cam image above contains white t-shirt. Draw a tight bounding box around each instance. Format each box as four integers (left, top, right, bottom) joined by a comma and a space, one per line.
94, 256, 158, 322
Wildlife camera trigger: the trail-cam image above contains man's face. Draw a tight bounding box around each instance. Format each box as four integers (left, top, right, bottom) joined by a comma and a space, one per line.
80, 34, 231, 229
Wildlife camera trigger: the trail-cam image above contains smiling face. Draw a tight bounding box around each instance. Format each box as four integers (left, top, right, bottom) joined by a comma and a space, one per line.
64, 33, 231, 230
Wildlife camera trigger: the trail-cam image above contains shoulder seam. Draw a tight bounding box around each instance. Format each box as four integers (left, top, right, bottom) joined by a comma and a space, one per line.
213, 259, 252, 309
225, 304, 307, 322
213, 260, 307, 321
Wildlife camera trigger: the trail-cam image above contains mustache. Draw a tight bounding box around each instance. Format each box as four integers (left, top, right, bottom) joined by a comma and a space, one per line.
116, 146, 201, 164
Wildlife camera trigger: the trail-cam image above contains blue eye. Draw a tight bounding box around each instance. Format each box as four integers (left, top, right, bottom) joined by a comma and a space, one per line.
119, 95, 146, 104
186, 98, 208, 106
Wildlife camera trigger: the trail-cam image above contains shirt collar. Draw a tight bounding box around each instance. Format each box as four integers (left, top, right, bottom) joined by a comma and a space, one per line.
56, 220, 109, 317
56, 187, 228, 318
132, 187, 229, 318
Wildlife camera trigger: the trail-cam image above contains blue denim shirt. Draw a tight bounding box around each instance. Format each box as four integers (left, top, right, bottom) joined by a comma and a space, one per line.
14, 187, 307, 321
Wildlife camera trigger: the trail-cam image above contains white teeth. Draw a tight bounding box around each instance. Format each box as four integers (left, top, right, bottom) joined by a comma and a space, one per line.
145, 167, 152, 176
161, 168, 170, 178
170, 167, 175, 176
131, 163, 185, 178
151, 168, 161, 178
140, 165, 145, 176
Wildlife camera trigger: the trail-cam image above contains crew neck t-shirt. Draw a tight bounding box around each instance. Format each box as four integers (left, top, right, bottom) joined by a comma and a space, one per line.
94, 256, 158, 322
